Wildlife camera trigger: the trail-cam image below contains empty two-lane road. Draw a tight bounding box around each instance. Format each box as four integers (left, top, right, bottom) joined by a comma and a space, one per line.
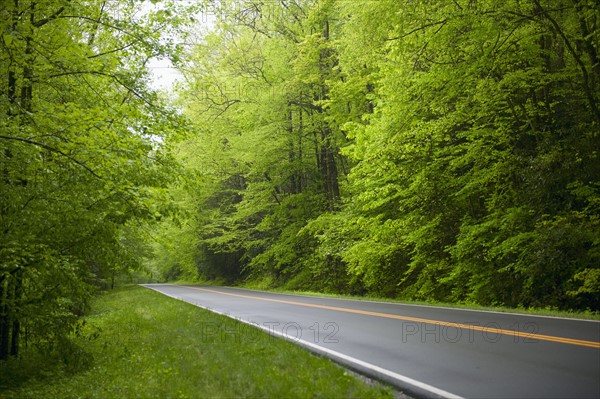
143, 284, 600, 399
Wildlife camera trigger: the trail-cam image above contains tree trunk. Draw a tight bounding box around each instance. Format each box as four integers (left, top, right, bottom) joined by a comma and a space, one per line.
287, 107, 299, 194
0, 278, 10, 360
10, 272, 22, 357
317, 16, 340, 209
298, 108, 304, 192
319, 127, 340, 209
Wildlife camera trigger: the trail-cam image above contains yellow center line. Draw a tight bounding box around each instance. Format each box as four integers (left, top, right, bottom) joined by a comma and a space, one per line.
184, 286, 600, 349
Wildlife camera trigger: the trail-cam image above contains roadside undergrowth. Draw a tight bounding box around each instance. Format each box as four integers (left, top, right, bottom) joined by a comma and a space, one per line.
0, 285, 392, 399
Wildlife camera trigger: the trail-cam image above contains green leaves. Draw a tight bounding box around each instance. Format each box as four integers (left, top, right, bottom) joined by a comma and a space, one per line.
3, 33, 13, 47
0, 0, 193, 358
326, 0, 599, 308
154, 0, 600, 311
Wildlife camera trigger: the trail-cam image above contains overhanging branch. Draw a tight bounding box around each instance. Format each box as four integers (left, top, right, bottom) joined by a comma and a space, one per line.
0, 135, 103, 179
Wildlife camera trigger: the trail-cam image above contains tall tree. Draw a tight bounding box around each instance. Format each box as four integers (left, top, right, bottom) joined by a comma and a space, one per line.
160, 0, 599, 310
332, 0, 600, 307
0, 0, 189, 359
170, 0, 346, 285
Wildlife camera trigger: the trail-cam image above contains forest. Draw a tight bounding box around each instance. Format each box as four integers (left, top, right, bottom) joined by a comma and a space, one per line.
1, 0, 599, 360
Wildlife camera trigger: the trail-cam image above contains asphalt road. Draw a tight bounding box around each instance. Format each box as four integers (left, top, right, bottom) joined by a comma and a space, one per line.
142, 284, 600, 399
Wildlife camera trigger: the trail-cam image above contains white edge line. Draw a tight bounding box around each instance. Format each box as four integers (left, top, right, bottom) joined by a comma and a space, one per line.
141, 284, 465, 399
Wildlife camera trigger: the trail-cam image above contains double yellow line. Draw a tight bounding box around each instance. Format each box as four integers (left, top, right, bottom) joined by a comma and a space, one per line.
187, 286, 600, 349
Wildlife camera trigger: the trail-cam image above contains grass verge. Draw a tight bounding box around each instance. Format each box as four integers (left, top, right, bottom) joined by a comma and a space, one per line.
0, 285, 392, 399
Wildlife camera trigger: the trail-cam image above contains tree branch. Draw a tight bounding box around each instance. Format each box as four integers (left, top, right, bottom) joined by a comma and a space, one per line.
531, 0, 600, 125
386, 19, 449, 41
33, 2, 69, 27
0, 135, 103, 179
287, 100, 323, 113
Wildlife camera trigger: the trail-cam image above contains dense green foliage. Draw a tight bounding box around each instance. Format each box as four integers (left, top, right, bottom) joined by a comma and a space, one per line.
156, 0, 599, 311
2, 0, 598, 369
0, 286, 391, 398
0, 0, 191, 360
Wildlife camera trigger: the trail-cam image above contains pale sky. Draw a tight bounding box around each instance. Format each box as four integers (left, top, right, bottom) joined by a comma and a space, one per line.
148, 57, 181, 91
144, 1, 216, 92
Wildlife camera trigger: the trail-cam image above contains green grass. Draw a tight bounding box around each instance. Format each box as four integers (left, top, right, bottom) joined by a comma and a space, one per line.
0, 286, 392, 399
